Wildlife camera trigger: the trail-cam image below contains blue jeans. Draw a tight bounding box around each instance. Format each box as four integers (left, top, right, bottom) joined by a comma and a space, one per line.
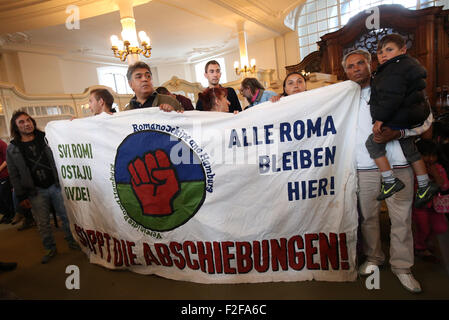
29, 184, 74, 250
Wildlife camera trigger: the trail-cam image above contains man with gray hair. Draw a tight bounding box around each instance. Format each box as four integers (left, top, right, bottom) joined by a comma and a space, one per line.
342, 49, 432, 293
125, 61, 183, 112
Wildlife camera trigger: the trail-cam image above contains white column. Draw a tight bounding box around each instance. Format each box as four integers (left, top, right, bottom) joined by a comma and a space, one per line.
237, 21, 249, 68
117, 0, 140, 65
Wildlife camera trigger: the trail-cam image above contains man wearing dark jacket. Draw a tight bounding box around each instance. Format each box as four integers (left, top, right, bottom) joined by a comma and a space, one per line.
6, 111, 79, 264
125, 62, 183, 112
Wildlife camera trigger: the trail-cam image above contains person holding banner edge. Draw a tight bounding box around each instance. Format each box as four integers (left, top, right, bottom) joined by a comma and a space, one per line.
269, 71, 307, 103
342, 49, 432, 293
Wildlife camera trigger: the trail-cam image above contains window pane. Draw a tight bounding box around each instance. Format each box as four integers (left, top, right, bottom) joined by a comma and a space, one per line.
327, 0, 337, 6
341, 2, 351, 14
317, 0, 327, 9
307, 12, 317, 23
306, 2, 317, 11
317, 8, 327, 20
341, 13, 351, 25
115, 75, 127, 94
308, 23, 318, 33
102, 74, 116, 91
397, 0, 417, 8
318, 20, 328, 31
300, 47, 309, 59
298, 26, 308, 36
298, 15, 307, 26
308, 33, 318, 44
299, 36, 309, 46
328, 16, 339, 28
327, 6, 338, 17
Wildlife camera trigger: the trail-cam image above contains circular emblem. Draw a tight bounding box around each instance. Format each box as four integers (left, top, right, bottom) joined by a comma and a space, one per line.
114, 130, 206, 231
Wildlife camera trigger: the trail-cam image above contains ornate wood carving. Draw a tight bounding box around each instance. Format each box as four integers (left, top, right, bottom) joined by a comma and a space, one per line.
285, 51, 322, 75
287, 4, 449, 106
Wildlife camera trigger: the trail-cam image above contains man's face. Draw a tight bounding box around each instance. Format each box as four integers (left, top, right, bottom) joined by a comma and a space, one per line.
377, 42, 406, 65
344, 54, 371, 87
239, 86, 252, 99
204, 63, 221, 86
15, 114, 35, 136
88, 94, 102, 115
129, 68, 154, 98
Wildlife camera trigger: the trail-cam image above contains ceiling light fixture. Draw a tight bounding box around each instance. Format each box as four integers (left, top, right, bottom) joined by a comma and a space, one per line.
234, 58, 256, 76
110, 28, 151, 62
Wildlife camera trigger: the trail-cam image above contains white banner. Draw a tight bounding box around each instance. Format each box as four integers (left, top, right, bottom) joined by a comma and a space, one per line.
45, 80, 361, 284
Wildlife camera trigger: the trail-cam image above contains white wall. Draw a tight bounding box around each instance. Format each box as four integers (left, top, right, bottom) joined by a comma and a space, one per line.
156, 63, 190, 86
219, 31, 299, 85
0, 52, 25, 91
6, 30, 301, 95
18, 52, 65, 94
59, 60, 106, 94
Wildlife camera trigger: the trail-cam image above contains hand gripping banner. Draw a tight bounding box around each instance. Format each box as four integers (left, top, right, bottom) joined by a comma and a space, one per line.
45, 81, 361, 283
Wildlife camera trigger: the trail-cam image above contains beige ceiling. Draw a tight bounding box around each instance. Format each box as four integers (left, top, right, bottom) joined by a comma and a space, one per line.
0, 0, 304, 64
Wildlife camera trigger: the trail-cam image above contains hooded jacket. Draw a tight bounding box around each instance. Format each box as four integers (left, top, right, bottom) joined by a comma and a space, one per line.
369, 54, 430, 129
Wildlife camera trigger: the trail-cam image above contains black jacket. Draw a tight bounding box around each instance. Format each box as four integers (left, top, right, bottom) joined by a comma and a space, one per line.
369, 54, 430, 129
6, 130, 60, 202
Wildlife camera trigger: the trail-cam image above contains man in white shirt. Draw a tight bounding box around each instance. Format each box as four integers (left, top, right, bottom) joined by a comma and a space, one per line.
342, 49, 432, 293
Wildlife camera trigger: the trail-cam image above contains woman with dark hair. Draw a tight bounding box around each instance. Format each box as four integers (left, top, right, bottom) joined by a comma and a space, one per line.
270, 72, 307, 102
198, 87, 234, 113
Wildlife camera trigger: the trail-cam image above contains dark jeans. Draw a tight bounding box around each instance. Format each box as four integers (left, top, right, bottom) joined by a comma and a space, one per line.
29, 184, 73, 250
12, 189, 33, 220
0, 177, 14, 219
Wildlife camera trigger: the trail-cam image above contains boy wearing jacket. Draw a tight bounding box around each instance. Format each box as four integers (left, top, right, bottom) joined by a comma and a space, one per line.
366, 34, 438, 207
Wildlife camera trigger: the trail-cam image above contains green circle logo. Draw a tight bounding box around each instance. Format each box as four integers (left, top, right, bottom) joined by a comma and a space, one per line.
114, 130, 206, 231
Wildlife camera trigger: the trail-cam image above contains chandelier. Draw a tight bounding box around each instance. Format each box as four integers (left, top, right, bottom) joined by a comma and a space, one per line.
110, 23, 151, 62
234, 58, 256, 76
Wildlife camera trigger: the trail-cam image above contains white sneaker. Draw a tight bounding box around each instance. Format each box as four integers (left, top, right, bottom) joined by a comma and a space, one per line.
358, 261, 379, 276
395, 273, 422, 293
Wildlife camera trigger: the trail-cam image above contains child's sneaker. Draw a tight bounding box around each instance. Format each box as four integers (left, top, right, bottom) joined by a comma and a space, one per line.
414, 181, 439, 208
376, 178, 405, 200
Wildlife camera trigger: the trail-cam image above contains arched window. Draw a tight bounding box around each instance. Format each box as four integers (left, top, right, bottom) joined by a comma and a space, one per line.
97, 66, 133, 95
297, 0, 446, 59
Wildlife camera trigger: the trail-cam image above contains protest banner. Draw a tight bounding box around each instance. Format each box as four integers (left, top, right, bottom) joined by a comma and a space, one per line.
45, 80, 360, 283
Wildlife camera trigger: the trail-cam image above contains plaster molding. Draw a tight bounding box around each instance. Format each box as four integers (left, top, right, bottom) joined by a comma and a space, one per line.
209, 0, 291, 35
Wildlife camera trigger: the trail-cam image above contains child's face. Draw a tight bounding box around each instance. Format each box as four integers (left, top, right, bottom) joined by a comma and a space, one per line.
377, 42, 407, 64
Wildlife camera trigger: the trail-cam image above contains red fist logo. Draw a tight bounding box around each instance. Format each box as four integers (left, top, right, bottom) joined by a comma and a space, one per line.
128, 150, 180, 216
